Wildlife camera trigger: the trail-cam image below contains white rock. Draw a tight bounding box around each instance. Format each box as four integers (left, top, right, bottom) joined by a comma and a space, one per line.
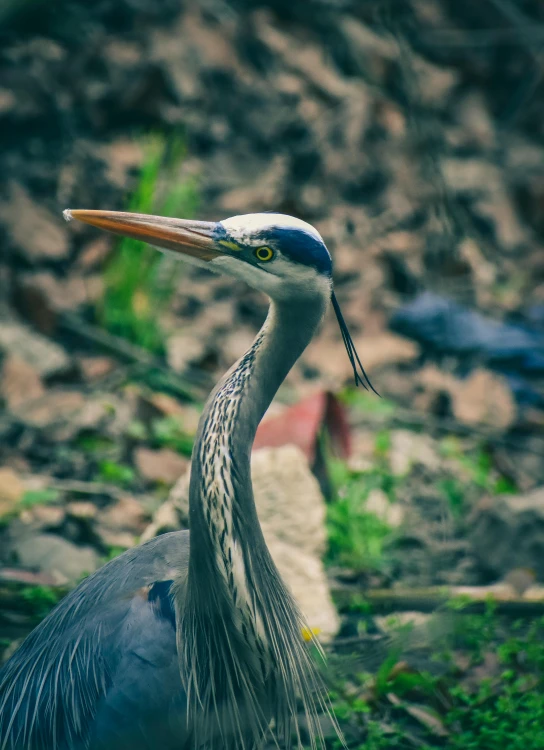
366, 488, 404, 528
389, 430, 441, 476
166, 332, 207, 373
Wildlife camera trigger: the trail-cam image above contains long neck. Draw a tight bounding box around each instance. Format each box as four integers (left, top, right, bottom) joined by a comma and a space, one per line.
187, 294, 327, 581
179, 290, 337, 750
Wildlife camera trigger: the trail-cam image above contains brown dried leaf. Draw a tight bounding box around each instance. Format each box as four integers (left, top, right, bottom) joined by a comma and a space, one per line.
78, 356, 116, 382
0, 467, 25, 517
14, 390, 85, 428
452, 368, 516, 429
134, 447, 189, 485
1, 354, 44, 410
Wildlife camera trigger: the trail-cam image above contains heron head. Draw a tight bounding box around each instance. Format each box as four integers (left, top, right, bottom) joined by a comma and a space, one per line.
64, 207, 377, 391
64, 209, 332, 301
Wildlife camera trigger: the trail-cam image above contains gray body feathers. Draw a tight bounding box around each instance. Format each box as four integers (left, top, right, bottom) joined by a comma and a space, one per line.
0, 532, 189, 750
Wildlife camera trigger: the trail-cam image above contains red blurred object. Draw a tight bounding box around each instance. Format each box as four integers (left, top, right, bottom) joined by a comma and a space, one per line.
253, 390, 351, 464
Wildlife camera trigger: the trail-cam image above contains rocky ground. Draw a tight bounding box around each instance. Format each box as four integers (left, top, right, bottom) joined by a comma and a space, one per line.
1, 0, 544, 746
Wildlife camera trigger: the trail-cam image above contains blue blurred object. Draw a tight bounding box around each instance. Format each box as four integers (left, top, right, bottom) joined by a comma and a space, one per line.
390, 292, 544, 406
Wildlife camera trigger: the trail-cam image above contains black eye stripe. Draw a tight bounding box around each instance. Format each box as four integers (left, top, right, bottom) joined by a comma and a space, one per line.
253, 227, 332, 274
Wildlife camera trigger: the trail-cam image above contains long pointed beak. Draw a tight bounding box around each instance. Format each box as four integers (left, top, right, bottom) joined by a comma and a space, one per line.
64, 209, 224, 262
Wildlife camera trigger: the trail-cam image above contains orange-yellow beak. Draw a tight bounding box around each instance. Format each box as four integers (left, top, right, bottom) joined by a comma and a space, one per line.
64, 209, 224, 262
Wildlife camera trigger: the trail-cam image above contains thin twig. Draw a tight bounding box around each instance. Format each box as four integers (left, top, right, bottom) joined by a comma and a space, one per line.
29, 476, 148, 502
60, 313, 207, 401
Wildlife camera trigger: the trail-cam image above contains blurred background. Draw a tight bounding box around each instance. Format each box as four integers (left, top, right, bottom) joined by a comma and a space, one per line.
1, 0, 544, 747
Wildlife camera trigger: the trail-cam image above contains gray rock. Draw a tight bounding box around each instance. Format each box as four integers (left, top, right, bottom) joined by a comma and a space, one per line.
13, 534, 100, 584
468, 487, 544, 579
166, 332, 207, 373
0, 320, 70, 378
0, 183, 69, 262
389, 430, 441, 477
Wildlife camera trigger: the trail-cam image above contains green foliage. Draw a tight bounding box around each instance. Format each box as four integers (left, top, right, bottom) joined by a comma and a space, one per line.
440, 437, 516, 496
326, 459, 396, 572
21, 584, 65, 619
97, 460, 135, 486
151, 416, 195, 456
448, 685, 544, 750
125, 419, 148, 441
345, 595, 373, 615
0, 488, 58, 522
361, 721, 405, 749
373, 429, 391, 458
76, 434, 117, 455
498, 618, 544, 672
98, 134, 199, 352
19, 489, 60, 509
327, 497, 391, 572
437, 437, 517, 516
340, 388, 397, 417
451, 599, 498, 656
438, 477, 465, 518
373, 648, 405, 699
447, 623, 544, 750
329, 608, 544, 750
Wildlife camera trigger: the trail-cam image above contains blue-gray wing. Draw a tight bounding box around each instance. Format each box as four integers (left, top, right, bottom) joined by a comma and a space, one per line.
0, 531, 190, 750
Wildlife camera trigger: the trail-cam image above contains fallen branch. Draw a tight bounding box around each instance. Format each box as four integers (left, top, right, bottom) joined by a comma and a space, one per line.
331, 584, 544, 617
36, 477, 140, 501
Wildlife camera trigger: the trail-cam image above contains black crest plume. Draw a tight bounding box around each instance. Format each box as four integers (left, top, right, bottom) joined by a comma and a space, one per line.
331, 291, 379, 395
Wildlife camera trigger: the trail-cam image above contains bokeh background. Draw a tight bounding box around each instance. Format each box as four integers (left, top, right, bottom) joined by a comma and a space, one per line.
1, 1, 544, 747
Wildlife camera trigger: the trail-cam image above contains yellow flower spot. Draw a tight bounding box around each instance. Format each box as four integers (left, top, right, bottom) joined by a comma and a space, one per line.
301, 626, 321, 643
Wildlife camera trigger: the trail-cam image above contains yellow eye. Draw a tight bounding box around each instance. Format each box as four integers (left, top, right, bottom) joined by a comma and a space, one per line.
255, 246, 274, 262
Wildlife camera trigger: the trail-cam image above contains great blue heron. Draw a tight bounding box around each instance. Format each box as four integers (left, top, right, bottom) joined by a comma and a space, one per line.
0, 209, 375, 750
